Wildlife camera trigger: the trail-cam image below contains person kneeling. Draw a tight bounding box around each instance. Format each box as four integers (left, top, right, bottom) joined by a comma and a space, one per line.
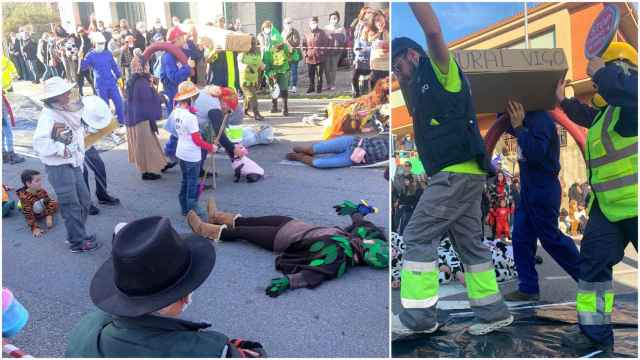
187, 197, 388, 297
16, 169, 59, 237
65, 216, 266, 358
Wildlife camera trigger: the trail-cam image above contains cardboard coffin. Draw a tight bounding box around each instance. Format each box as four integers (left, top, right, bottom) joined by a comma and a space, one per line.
200, 26, 251, 52
451, 48, 568, 113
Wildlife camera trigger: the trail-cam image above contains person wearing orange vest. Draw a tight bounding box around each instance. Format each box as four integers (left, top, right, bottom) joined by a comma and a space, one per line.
557, 42, 637, 352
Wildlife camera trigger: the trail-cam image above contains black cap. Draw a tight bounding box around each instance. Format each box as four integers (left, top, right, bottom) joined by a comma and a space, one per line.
392, 37, 426, 61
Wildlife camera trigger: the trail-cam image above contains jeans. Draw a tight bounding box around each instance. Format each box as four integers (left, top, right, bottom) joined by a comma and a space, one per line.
41, 64, 57, 81
96, 85, 125, 124
83, 146, 109, 201
45, 165, 91, 247
179, 159, 201, 215
290, 62, 299, 87
25, 59, 38, 82
311, 135, 354, 168
2, 106, 14, 152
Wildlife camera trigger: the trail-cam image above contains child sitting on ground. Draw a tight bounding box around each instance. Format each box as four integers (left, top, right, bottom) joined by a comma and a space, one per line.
16, 170, 59, 237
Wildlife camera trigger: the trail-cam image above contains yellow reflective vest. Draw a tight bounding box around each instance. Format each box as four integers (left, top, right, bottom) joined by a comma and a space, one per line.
586, 106, 637, 222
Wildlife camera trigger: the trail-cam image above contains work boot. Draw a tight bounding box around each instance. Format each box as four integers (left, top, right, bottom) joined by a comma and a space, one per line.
270, 99, 279, 113
286, 152, 314, 166
292, 145, 314, 156
8, 152, 25, 164
207, 198, 240, 228
560, 325, 613, 352
282, 90, 289, 116
187, 210, 227, 242
504, 291, 540, 302
468, 315, 514, 335
391, 314, 439, 341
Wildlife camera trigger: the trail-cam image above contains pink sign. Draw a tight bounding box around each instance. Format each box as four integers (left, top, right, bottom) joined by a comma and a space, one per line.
585, 4, 620, 59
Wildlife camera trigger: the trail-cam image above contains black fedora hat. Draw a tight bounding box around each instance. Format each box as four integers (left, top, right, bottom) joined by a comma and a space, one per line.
90, 216, 215, 317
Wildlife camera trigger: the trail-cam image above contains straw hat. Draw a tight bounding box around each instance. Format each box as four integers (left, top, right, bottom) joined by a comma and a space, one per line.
38, 76, 76, 101
174, 80, 199, 101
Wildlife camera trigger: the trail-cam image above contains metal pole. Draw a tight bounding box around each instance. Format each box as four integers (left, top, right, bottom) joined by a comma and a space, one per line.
524, 2, 530, 49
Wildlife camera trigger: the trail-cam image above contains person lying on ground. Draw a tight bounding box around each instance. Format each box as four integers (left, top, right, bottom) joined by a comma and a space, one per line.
66, 216, 266, 358
16, 169, 59, 238
187, 197, 388, 297
286, 134, 388, 169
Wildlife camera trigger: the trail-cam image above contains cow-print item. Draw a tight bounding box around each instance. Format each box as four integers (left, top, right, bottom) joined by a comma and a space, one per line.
391, 232, 518, 286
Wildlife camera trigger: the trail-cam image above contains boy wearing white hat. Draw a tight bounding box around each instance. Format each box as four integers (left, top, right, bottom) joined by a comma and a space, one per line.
32, 77, 100, 253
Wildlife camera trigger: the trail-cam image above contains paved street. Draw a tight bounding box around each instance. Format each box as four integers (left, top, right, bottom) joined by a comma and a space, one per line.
2, 80, 389, 357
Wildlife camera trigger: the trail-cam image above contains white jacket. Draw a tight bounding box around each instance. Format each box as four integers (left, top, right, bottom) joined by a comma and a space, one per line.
33, 107, 85, 167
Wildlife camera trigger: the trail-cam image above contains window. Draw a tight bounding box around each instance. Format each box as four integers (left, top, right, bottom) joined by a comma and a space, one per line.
503, 134, 518, 155
558, 125, 567, 147
505, 29, 556, 49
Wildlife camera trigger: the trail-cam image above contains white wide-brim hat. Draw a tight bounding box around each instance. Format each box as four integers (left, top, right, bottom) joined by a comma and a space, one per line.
81, 96, 112, 130
39, 77, 76, 101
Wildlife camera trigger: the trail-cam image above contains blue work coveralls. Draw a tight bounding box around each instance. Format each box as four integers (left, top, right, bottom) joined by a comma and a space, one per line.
507, 111, 581, 295
81, 50, 124, 124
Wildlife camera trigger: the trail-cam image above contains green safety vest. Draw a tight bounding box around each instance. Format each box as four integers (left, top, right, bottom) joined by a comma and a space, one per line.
585, 106, 638, 222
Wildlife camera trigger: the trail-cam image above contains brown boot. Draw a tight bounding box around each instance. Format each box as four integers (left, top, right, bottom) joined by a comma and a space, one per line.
292, 145, 314, 155
206, 198, 240, 228
286, 152, 314, 166
187, 210, 227, 242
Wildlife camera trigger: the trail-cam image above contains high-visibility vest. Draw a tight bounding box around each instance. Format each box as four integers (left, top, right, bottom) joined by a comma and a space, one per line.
585, 106, 637, 222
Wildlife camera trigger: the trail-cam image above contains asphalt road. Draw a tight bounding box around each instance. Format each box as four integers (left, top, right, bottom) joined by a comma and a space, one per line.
2, 91, 390, 357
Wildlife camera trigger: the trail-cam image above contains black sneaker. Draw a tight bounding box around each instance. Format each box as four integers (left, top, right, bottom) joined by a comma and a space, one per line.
88, 205, 100, 215
142, 172, 162, 180
98, 195, 120, 206
161, 161, 178, 173
561, 325, 613, 352
70, 239, 101, 253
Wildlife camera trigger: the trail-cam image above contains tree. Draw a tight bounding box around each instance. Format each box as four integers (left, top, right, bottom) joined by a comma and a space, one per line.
2, 3, 60, 36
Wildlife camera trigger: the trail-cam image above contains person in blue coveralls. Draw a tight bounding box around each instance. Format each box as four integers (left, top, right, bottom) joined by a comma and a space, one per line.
80, 32, 124, 124
501, 100, 581, 302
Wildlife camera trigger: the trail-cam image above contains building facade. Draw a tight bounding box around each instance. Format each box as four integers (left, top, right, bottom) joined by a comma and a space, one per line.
58, 1, 387, 35
392, 2, 637, 192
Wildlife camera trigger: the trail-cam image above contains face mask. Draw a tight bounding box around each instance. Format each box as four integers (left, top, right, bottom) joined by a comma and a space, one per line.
263, 28, 271, 35
310, 23, 318, 30
128, 44, 134, 48
95, 43, 105, 52
188, 105, 198, 114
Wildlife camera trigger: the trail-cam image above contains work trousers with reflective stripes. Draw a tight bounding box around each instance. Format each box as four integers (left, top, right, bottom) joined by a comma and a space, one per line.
399, 172, 510, 330
577, 200, 637, 345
